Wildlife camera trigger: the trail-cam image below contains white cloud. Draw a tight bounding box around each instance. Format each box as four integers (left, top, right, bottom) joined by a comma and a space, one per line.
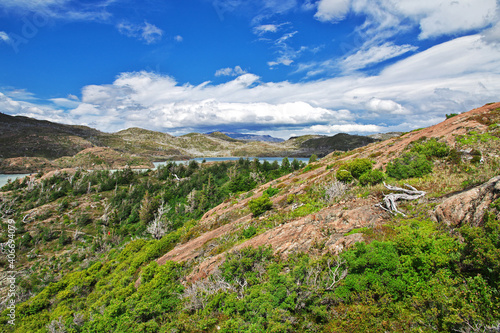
0, 0, 114, 21
50, 97, 81, 108
117, 21, 163, 44
341, 42, 417, 72
366, 98, 409, 115
0, 31, 10, 43
482, 22, 500, 44
0, 91, 68, 123
141, 22, 163, 44
253, 22, 290, 36
3, 34, 500, 138
392, 0, 498, 40
266, 31, 308, 68
310, 123, 383, 133
315, 0, 351, 22
314, 0, 499, 40
254, 24, 279, 35
215, 66, 247, 77
174, 35, 183, 42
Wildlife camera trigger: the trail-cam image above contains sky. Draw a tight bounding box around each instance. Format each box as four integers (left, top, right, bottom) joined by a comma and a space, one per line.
0, 0, 499, 139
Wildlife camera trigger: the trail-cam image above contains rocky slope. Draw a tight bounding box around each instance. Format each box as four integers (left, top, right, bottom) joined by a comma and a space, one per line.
2, 102, 500, 332
150, 102, 500, 283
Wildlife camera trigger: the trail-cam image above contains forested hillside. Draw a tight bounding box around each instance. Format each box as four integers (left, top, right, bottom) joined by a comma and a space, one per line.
1, 103, 500, 332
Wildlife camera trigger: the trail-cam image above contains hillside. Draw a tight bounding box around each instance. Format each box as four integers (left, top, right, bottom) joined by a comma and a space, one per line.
1, 102, 500, 332
0, 113, 104, 159
0, 113, 383, 173
299, 133, 379, 156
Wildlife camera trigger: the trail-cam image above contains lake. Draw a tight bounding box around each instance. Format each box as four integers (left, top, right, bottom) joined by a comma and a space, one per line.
0, 157, 310, 188
0, 173, 32, 188
153, 156, 310, 167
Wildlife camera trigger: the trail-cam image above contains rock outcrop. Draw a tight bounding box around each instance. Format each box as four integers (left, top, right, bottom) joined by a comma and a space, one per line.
434, 175, 500, 227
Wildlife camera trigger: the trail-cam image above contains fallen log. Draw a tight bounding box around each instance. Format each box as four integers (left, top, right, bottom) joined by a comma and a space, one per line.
375, 182, 426, 217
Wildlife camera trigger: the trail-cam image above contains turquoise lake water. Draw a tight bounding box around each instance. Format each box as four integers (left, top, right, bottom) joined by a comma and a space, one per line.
0, 157, 310, 188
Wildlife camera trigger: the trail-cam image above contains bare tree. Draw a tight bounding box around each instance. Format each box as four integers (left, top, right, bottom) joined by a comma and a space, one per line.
146, 201, 171, 239
375, 182, 426, 217
46, 316, 66, 333
182, 270, 238, 311
301, 256, 348, 291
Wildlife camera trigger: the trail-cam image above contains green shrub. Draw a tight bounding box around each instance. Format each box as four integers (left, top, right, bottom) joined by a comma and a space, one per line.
347, 158, 372, 178
242, 226, 257, 239
359, 169, 386, 186
336, 169, 353, 183
386, 152, 433, 180
410, 138, 450, 158
263, 186, 280, 197
248, 194, 273, 217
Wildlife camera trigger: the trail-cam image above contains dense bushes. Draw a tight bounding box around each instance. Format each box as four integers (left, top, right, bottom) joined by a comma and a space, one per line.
359, 169, 386, 185
248, 194, 273, 216
335, 158, 385, 186
385, 139, 452, 180
347, 158, 373, 178
335, 169, 353, 183
410, 137, 450, 158
7, 212, 500, 332
386, 152, 433, 179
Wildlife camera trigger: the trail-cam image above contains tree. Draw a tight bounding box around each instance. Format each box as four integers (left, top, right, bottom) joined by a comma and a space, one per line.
281, 157, 290, 171
139, 191, 159, 225
309, 154, 318, 163
291, 158, 302, 170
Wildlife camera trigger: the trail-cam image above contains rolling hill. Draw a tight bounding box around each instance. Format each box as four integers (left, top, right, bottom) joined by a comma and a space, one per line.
0, 113, 384, 173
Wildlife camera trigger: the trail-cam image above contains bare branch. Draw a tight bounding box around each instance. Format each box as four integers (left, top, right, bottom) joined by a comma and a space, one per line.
375, 182, 426, 217
146, 201, 171, 239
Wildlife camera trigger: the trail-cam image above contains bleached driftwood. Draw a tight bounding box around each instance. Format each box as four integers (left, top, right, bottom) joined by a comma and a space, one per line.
375, 182, 426, 217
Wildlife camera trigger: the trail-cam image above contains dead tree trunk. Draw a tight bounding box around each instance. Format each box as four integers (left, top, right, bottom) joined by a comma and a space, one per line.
375, 182, 426, 217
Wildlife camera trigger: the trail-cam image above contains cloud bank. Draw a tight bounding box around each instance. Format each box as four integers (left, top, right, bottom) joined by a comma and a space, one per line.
2, 33, 498, 139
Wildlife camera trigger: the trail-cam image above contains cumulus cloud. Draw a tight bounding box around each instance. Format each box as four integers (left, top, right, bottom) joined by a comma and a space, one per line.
366, 98, 409, 115
215, 66, 247, 77
3, 33, 500, 138
116, 21, 163, 44
0, 91, 68, 123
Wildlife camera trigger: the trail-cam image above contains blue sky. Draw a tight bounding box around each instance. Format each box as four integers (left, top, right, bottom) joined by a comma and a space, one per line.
0, 0, 499, 139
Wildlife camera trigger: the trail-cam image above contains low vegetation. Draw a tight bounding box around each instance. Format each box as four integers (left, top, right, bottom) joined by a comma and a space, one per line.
1, 104, 500, 332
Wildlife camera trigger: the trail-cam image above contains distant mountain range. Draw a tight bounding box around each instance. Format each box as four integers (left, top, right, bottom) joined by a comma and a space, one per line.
209, 131, 285, 143
0, 112, 394, 173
